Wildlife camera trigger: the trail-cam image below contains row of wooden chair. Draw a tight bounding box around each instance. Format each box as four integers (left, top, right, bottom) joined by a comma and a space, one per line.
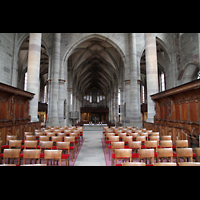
110, 147, 200, 166
0, 139, 76, 163
0, 148, 69, 166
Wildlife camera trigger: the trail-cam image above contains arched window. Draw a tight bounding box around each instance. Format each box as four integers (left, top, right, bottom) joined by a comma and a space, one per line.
160, 72, 165, 92
24, 72, 27, 91
197, 70, 200, 79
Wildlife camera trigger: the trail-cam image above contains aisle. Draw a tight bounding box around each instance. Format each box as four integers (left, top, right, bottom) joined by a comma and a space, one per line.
74, 130, 106, 166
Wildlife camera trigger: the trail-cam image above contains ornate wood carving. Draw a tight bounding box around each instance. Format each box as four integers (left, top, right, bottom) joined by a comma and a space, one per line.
145, 79, 200, 147
0, 82, 40, 145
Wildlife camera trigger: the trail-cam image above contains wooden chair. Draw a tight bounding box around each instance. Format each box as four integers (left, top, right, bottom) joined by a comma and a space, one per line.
2, 149, 21, 165
111, 141, 125, 166
22, 140, 37, 149
138, 149, 154, 166
21, 164, 47, 166
128, 141, 141, 160
44, 150, 62, 166
122, 162, 145, 166
105, 133, 115, 153
56, 142, 70, 166
122, 135, 133, 146
57, 132, 66, 140
149, 135, 160, 147
145, 140, 158, 157
64, 136, 75, 162
64, 130, 71, 136
24, 132, 33, 138
176, 148, 193, 163
1, 135, 17, 149
157, 148, 173, 163
0, 164, 16, 166
35, 132, 44, 139
178, 162, 200, 166
39, 141, 53, 160
160, 140, 173, 148
70, 132, 80, 153
154, 162, 177, 166
46, 132, 56, 140
151, 132, 159, 136
129, 132, 138, 140
134, 130, 142, 134
9, 140, 22, 149
22, 149, 41, 165
25, 135, 36, 141
174, 140, 189, 158
51, 136, 62, 147
140, 132, 148, 141
161, 135, 171, 140
136, 136, 146, 148
195, 147, 200, 162
108, 136, 119, 160
113, 149, 132, 166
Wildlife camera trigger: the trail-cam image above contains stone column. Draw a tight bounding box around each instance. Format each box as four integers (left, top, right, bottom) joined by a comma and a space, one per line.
120, 88, 124, 125
47, 33, 61, 126
145, 33, 159, 123
27, 33, 42, 122
125, 33, 142, 128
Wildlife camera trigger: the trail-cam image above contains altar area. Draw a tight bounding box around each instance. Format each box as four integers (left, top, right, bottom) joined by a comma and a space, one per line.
83, 124, 107, 131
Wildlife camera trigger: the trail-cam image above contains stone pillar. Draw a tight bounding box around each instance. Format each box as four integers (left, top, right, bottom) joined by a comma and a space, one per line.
145, 33, 159, 123
125, 33, 142, 128
27, 33, 42, 122
47, 33, 61, 126
120, 88, 124, 125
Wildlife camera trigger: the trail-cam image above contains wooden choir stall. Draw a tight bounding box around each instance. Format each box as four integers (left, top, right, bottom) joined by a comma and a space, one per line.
0, 82, 41, 145
144, 79, 200, 148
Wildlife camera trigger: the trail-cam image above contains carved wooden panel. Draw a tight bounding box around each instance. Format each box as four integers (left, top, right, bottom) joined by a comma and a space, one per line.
189, 101, 197, 122
0, 102, 6, 119
149, 79, 200, 147
175, 103, 180, 121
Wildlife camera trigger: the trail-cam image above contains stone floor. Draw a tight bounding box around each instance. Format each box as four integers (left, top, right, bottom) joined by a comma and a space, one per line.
74, 130, 106, 166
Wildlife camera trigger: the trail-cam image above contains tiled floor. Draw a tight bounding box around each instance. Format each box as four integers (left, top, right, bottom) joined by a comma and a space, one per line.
74, 130, 106, 166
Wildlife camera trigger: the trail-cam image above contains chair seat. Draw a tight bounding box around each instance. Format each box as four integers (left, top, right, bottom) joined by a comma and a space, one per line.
141, 145, 146, 149
146, 164, 154, 166
193, 153, 196, 157
106, 141, 110, 144
172, 145, 176, 148
52, 146, 57, 149
20, 153, 23, 158
116, 164, 122, 166
154, 152, 157, 157
40, 153, 44, 158
21, 146, 36, 149
61, 154, 70, 159
0, 153, 3, 157
1, 145, 9, 149
70, 146, 75, 150
111, 154, 129, 159
173, 152, 177, 157
132, 153, 139, 158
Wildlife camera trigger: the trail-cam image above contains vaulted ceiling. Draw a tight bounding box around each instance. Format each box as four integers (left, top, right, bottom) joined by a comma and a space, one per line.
69, 38, 122, 97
